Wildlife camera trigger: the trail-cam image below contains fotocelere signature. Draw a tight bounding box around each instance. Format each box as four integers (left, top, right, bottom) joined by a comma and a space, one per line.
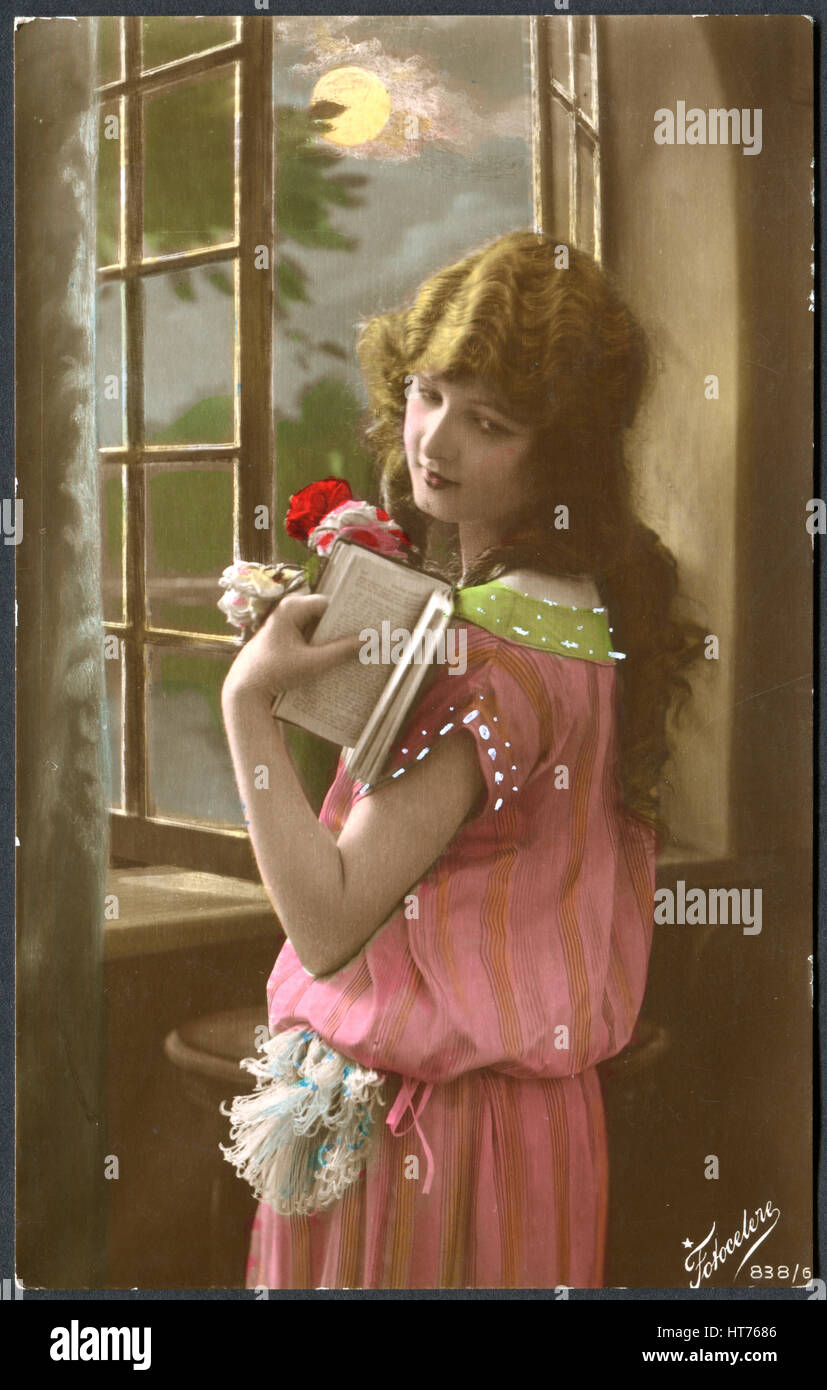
683, 1201, 781, 1288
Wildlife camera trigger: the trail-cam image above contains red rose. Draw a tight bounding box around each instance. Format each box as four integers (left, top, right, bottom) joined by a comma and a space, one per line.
285, 478, 353, 541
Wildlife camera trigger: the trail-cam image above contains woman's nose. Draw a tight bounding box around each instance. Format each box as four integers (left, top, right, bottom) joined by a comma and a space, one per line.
422, 406, 459, 461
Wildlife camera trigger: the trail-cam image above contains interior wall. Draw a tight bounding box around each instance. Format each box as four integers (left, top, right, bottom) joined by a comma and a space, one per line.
599, 15, 741, 860
707, 16, 814, 865
596, 15, 814, 1287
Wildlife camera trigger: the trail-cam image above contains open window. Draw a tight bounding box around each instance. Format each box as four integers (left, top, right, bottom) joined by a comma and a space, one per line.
95, 14, 603, 878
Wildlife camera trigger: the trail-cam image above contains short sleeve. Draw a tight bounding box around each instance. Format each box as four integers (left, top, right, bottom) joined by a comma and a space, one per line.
356, 626, 545, 815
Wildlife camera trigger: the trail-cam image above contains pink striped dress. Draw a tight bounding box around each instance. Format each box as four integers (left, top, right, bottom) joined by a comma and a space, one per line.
245, 579, 656, 1289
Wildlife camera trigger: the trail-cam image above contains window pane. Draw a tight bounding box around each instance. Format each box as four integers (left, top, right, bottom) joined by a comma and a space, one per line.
548, 16, 573, 96
144, 68, 237, 257
141, 17, 239, 72
549, 97, 573, 243
97, 17, 123, 86
103, 640, 124, 811
576, 127, 596, 254
96, 284, 125, 447
147, 646, 244, 825
97, 99, 122, 267
144, 262, 237, 444
572, 17, 596, 123
145, 462, 235, 635
272, 14, 533, 559
101, 463, 125, 623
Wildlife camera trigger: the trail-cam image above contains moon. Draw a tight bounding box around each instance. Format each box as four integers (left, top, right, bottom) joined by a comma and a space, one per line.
310, 66, 392, 147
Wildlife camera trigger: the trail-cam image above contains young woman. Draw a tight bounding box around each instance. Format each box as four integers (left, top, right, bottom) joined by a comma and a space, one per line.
221, 230, 702, 1289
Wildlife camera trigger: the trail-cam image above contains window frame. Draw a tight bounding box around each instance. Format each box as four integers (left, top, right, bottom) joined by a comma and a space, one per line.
97, 16, 273, 877
530, 14, 601, 256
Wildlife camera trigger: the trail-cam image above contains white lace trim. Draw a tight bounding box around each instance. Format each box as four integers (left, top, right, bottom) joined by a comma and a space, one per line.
220, 1027, 388, 1217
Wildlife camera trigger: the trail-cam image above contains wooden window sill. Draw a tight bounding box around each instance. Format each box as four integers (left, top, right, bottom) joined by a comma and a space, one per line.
102, 847, 802, 962
104, 864, 281, 961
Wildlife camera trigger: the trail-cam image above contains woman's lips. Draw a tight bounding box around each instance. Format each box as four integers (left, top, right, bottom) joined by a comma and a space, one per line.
421, 465, 458, 489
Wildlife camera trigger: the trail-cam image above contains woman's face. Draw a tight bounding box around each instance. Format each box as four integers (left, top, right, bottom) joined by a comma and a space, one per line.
403, 370, 537, 535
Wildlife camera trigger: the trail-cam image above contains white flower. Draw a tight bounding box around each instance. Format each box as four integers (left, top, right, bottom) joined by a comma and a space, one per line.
217, 561, 305, 631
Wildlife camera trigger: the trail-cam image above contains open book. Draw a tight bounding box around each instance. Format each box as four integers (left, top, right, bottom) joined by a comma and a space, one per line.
273, 539, 454, 787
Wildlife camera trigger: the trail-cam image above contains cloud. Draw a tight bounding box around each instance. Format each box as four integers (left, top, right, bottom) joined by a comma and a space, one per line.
388, 188, 529, 285
274, 16, 362, 45
291, 174, 531, 326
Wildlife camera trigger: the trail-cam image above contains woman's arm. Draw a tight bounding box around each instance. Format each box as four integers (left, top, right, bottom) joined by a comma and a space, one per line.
221, 593, 484, 978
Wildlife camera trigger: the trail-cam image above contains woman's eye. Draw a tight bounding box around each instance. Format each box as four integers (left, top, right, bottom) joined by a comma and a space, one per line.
476, 417, 506, 436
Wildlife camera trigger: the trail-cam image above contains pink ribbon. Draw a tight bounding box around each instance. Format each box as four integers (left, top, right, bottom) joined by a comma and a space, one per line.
386, 1077, 435, 1195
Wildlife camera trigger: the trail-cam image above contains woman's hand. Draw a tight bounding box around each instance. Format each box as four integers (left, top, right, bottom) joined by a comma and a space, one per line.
222, 592, 363, 706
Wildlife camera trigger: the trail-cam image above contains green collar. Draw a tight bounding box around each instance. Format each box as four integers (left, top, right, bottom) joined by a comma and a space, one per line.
453, 579, 620, 663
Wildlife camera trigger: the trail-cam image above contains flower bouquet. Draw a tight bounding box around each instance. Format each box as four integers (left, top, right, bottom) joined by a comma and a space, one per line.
217, 477, 412, 642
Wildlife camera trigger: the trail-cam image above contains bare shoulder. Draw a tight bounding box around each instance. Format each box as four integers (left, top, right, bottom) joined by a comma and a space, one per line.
498, 567, 603, 609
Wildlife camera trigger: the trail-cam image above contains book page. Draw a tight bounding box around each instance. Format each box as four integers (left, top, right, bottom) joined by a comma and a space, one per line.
275, 542, 450, 746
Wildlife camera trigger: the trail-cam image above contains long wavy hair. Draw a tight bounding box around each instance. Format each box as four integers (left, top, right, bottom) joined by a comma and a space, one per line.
354, 230, 705, 837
